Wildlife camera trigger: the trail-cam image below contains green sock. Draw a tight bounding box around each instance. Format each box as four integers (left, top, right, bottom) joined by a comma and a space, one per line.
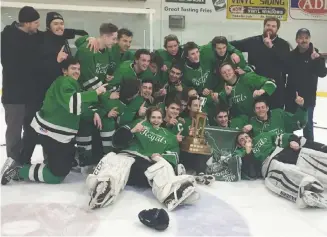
19, 164, 65, 184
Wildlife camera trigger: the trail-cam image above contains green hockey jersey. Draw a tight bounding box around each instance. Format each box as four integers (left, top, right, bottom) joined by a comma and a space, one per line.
183, 63, 213, 93
200, 41, 254, 94
108, 61, 154, 90
219, 72, 276, 118
211, 114, 248, 130
75, 36, 111, 91
155, 47, 183, 69
95, 96, 127, 131
124, 119, 180, 166
107, 44, 135, 74
251, 132, 294, 162
165, 117, 193, 137
153, 70, 169, 87
97, 94, 147, 127
249, 107, 308, 137
119, 95, 154, 126
200, 41, 250, 72
30, 76, 98, 143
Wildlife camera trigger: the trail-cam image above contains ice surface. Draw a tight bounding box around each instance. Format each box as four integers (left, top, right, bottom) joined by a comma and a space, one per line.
1, 104, 327, 236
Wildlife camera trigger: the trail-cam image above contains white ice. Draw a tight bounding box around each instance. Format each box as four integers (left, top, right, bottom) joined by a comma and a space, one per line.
1, 103, 327, 236
1, 68, 327, 236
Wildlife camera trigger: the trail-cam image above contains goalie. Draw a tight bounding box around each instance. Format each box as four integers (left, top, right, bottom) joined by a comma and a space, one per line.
236, 131, 327, 208
86, 107, 199, 211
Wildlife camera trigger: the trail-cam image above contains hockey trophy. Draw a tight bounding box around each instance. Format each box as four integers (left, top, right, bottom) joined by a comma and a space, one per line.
180, 97, 212, 155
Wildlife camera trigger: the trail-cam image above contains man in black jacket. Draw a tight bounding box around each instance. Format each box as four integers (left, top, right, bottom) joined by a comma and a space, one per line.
284, 28, 327, 142
230, 17, 291, 110
19, 11, 88, 165
1, 6, 42, 166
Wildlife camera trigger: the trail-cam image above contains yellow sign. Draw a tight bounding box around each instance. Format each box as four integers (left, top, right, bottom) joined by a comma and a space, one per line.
226, 0, 288, 21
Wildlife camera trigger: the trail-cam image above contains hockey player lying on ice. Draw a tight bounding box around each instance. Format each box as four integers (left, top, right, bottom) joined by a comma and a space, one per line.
236, 131, 327, 208
86, 106, 199, 211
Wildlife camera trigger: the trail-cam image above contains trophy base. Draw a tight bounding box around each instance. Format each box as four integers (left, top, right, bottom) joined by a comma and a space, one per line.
180, 136, 212, 155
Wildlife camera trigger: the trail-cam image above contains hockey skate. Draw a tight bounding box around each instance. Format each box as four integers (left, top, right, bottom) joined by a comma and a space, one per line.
89, 180, 113, 210
163, 181, 196, 211
1, 157, 22, 185
297, 182, 327, 208
195, 173, 215, 186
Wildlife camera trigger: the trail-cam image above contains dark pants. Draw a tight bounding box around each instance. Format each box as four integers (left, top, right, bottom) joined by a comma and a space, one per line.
303, 106, 315, 142
274, 148, 299, 165
267, 83, 285, 110
179, 151, 210, 174
19, 102, 43, 164
40, 134, 75, 177
3, 104, 25, 162
127, 157, 152, 188
285, 96, 315, 142
271, 140, 327, 166
303, 139, 327, 153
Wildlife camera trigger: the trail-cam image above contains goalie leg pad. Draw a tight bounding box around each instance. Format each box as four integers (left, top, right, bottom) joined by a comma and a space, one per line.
297, 148, 327, 188
86, 152, 135, 209
264, 159, 325, 208
144, 157, 196, 204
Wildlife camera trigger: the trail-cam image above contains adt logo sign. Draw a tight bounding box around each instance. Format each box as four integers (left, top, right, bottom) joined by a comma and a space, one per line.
290, 0, 327, 20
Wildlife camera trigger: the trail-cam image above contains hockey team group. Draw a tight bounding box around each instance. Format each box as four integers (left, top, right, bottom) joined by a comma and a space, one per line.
1, 5, 327, 222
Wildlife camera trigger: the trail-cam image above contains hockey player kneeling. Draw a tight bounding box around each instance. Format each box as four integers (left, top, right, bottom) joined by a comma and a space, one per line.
1, 58, 107, 185
86, 107, 199, 211
236, 131, 327, 208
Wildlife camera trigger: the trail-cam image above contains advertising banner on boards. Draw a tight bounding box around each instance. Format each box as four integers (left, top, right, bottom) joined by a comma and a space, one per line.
289, 0, 327, 20
226, 0, 289, 21
164, 0, 227, 14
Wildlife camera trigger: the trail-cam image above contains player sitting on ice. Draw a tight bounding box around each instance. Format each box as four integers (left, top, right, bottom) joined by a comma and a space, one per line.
86, 107, 199, 211
236, 131, 327, 208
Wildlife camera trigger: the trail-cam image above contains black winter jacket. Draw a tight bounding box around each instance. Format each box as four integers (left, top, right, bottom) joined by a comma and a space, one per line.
36, 29, 88, 103
285, 43, 327, 110
1, 22, 43, 104
230, 35, 291, 109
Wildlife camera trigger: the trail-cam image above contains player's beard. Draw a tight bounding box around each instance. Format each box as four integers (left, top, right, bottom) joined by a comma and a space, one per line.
263, 30, 277, 39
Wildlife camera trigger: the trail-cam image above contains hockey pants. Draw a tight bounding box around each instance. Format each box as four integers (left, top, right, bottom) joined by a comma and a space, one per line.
76, 117, 115, 167
19, 134, 75, 184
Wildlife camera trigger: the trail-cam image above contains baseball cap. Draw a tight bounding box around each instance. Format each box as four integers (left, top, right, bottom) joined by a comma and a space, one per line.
296, 28, 311, 38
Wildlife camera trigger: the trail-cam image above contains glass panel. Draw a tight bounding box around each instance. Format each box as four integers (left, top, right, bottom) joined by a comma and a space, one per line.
1, 7, 150, 55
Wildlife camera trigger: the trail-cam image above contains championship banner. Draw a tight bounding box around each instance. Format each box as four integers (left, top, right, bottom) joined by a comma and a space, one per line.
226, 0, 289, 21
289, 0, 327, 20
204, 126, 242, 182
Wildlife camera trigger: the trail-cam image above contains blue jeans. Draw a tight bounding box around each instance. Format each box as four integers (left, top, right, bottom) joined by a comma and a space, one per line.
303, 106, 315, 142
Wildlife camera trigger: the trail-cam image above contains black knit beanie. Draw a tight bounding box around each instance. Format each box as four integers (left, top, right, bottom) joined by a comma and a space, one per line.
18, 6, 40, 23
120, 79, 140, 104
46, 12, 64, 29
